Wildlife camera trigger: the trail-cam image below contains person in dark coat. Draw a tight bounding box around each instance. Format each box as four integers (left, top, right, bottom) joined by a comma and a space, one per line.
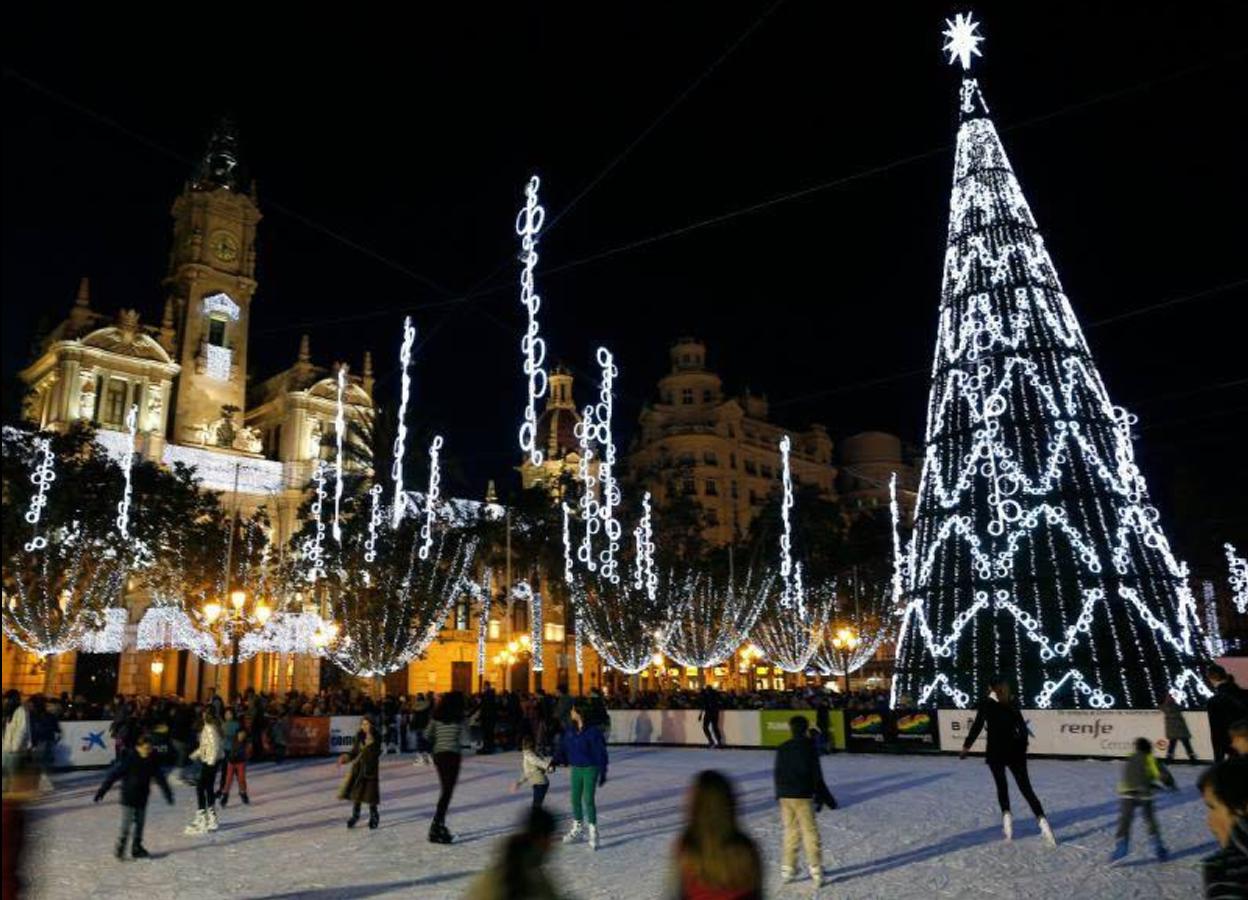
960, 676, 1056, 846
478, 683, 498, 755
1207, 665, 1248, 763
773, 715, 836, 886
93, 734, 174, 859
1160, 693, 1196, 762
698, 686, 723, 749
338, 717, 381, 830
1197, 757, 1248, 899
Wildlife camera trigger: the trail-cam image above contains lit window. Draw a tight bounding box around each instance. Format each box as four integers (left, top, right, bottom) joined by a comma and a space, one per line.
488, 619, 501, 640
543, 622, 565, 642
103, 379, 128, 426
455, 600, 470, 631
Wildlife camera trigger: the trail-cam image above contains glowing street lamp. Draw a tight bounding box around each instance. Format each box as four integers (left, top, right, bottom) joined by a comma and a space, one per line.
830, 626, 861, 697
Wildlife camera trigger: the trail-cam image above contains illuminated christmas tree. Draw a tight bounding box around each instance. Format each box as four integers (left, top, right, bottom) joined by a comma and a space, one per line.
891, 14, 1210, 710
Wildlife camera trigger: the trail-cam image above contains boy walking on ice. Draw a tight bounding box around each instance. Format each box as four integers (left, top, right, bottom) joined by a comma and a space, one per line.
774, 716, 838, 887
94, 733, 174, 860
1110, 737, 1176, 862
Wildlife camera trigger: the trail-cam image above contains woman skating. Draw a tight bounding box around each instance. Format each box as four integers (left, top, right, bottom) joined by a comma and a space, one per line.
338, 716, 381, 829
186, 709, 224, 835
425, 691, 466, 844
960, 676, 1056, 845
554, 702, 609, 850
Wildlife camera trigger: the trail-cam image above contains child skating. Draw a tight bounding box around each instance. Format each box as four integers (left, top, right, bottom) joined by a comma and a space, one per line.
219, 726, 250, 806
1110, 737, 1177, 862
338, 716, 382, 830
512, 736, 553, 809
553, 702, 609, 850
93, 733, 174, 860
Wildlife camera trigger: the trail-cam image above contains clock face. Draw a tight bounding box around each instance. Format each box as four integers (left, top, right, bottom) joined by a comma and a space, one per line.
210, 230, 240, 262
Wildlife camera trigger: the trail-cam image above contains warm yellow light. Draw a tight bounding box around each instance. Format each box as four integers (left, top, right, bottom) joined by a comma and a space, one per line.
230, 589, 247, 611
507, 640, 519, 653
518, 634, 530, 647
254, 602, 272, 625
203, 600, 223, 624
651, 652, 664, 668
150, 659, 165, 676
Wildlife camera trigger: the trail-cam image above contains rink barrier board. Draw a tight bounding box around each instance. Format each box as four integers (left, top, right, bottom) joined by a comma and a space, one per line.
938, 709, 1215, 759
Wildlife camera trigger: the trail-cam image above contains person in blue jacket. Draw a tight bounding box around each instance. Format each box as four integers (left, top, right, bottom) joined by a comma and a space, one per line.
553, 701, 608, 850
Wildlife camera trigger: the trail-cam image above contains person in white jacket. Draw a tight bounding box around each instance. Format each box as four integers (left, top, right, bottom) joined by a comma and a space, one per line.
513, 736, 554, 809
186, 709, 225, 835
3, 690, 32, 790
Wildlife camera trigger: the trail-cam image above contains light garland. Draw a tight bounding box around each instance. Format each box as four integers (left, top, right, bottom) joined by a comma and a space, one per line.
202, 292, 241, 321
302, 460, 328, 583
204, 344, 232, 381
75, 608, 129, 654
332, 365, 347, 543
658, 566, 773, 668
469, 570, 493, 678
23, 437, 55, 552
1226, 543, 1247, 614
1202, 580, 1226, 658
777, 435, 803, 614
392, 316, 416, 528
161, 445, 283, 494
516, 174, 547, 467
633, 491, 657, 601
751, 581, 835, 674
419, 435, 443, 561
364, 483, 383, 565
891, 22, 1212, 710
511, 581, 543, 673
115, 404, 138, 539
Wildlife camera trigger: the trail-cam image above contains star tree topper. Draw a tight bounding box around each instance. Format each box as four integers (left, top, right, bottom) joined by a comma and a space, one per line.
943, 12, 984, 71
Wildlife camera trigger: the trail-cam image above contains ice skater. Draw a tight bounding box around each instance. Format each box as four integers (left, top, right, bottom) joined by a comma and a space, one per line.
338, 716, 381, 830
513, 736, 554, 809
960, 676, 1056, 845
1159, 693, 1197, 763
554, 702, 609, 850
698, 685, 723, 749
774, 715, 837, 887
94, 733, 174, 860
425, 691, 466, 844
1109, 736, 1177, 862
185, 709, 224, 835
219, 726, 250, 806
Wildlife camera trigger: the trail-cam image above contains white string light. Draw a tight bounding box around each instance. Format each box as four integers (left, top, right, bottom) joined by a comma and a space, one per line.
892, 24, 1212, 710
418, 435, 443, 561
777, 434, 802, 614
1226, 543, 1247, 614
302, 461, 328, 583
516, 174, 547, 467
659, 567, 772, 668
392, 316, 416, 529
364, 483, 383, 565
332, 365, 347, 543
204, 345, 232, 381
633, 491, 657, 601
23, 437, 55, 552
115, 404, 138, 539
1202, 580, 1226, 658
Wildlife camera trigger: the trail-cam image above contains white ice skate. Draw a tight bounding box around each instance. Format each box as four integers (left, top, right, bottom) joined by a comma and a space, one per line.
184, 811, 207, 835
562, 821, 585, 844
809, 865, 823, 887
206, 807, 220, 832
1038, 817, 1057, 846
588, 824, 599, 850
1002, 811, 1013, 841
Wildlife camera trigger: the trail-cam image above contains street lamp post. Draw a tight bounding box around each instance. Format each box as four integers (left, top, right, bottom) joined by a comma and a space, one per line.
830, 626, 861, 700
201, 589, 271, 701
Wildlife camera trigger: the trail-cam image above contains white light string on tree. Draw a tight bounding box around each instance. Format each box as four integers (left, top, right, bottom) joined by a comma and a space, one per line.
332, 365, 348, 543
419, 435, 444, 560
516, 174, 548, 467
23, 437, 55, 552
658, 565, 773, 669
633, 491, 657, 601
891, 15, 1212, 711
392, 316, 417, 528
1202, 580, 1226, 658
302, 460, 329, 583
1226, 543, 1247, 614
592, 348, 622, 583
115, 404, 138, 539
364, 483, 384, 566
777, 434, 803, 615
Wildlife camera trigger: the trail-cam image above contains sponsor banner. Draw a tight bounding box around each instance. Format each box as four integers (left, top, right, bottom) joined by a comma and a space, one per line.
286, 716, 330, 757
53, 721, 115, 768
848, 711, 888, 747
330, 716, 364, 754
894, 710, 936, 744
759, 710, 845, 750
938, 709, 1214, 759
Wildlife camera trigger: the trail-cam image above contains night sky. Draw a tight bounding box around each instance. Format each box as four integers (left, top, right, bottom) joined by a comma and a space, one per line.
3, 4, 1245, 571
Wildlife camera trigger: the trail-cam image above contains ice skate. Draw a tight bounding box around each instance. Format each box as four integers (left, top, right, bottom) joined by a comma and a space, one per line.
1151, 835, 1168, 861
205, 807, 220, 832
562, 820, 585, 844
240, 791, 250, 805
809, 865, 823, 887
780, 866, 795, 884
131, 845, 150, 860
428, 821, 453, 844
587, 824, 599, 850
347, 811, 360, 829
115, 838, 126, 860
1038, 816, 1056, 846
1002, 811, 1013, 841
1109, 838, 1128, 863
184, 811, 207, 835
368, 808, 380, 830
219, 791, 229, 807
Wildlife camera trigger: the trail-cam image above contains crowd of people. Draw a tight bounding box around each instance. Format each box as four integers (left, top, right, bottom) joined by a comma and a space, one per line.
3, 665, 1248, 898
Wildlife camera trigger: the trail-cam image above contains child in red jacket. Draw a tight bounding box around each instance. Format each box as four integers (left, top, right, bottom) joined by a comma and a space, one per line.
219, 727, 250, 805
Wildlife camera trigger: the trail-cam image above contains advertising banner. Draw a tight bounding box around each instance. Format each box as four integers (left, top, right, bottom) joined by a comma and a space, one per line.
52, 721, 115, 768
848, 710, 888, 748
286, 716, 330, 757
938, 709, 1214, 759
329, 716, 364, 754
893, 710, 937, 746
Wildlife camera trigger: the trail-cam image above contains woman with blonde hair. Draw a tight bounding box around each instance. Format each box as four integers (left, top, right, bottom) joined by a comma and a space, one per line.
669, 769, 762, 900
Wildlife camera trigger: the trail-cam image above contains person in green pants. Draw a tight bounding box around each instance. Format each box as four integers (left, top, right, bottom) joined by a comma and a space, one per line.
554, 703, 609, 850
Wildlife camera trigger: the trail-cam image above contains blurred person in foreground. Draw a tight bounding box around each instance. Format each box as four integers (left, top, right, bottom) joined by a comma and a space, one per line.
667, 769, 762, 900
464, 807, 565, 900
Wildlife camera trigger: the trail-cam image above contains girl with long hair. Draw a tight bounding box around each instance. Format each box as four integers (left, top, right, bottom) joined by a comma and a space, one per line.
959, 676, 1056, 845
670, 769, 762, 900
425, 690, 466, 844
338, 716, 382, 829
553, 702, 609, 850
186, 708, 224, 835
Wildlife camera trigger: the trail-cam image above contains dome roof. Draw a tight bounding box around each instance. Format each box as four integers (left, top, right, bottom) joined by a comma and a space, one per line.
534, 404, 581, 461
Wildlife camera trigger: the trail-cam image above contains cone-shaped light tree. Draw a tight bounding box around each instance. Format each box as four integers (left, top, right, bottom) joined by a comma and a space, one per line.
892, 14, 1210, 710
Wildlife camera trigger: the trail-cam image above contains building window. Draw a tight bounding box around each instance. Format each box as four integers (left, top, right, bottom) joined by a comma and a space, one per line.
761, 464, 773, 479
682, 477, 696, 495
455, 599, 470, 631
727, 425, 735, 438
544, 622, 565, 643
489, 619, 501, 640
103, 379, 128, 426
706, 509, 720, 526
703, 451, 718, 466
744, 459, 757, 475
681, 388, 693, 405
702, 389, 712, 403
729, 453, 736, 469
679, 453, 695, 466
512, 602, 529, 632
207, 316, 227, 347
705, 478, 718, 496
731, 481, 739, 499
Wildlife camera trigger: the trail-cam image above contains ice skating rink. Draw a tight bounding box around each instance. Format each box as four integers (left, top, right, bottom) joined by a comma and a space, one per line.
22, 747, 1209, 898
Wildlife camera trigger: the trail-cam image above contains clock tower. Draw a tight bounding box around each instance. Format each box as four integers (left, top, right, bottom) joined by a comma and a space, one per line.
166, 117, 263, 447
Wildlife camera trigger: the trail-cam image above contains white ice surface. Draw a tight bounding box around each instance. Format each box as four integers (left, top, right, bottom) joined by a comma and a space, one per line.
24, 748, 1209, 898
